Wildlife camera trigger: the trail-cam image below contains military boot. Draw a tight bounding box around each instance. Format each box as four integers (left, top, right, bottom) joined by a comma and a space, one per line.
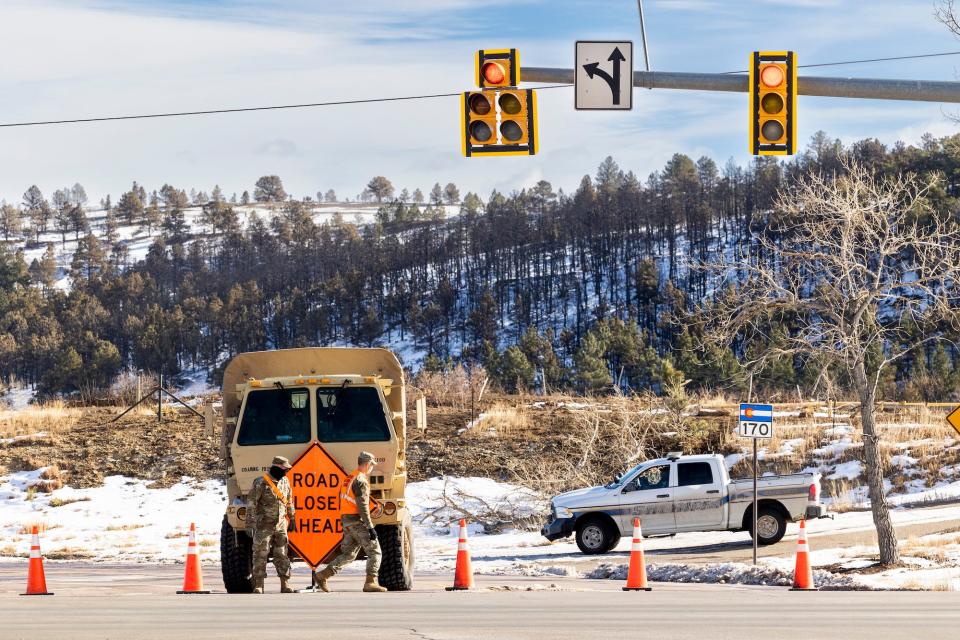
363, 576, 387, 593
280, 577, 295, 593
252, 577, 264, 594
313, 568, 332, 593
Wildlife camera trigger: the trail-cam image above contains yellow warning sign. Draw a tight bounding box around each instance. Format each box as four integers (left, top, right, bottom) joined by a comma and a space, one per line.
286, 441, 379, 568
946, 406, 960, 437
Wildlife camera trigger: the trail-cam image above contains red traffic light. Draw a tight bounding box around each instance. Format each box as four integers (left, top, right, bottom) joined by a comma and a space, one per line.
482, 62, 506, 85
760, 64, 784, 88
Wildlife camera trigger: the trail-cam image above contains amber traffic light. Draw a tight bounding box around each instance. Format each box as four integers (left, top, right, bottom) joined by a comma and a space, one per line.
749, 51, 796, 155
461, 88, 538, 157
475, 49, 519, 88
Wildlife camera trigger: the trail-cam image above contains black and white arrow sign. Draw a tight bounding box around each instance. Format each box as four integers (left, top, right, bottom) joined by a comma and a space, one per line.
575, 41, 633, 110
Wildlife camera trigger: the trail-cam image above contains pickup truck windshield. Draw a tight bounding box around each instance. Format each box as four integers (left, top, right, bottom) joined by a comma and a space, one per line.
605, 462, 645, 489
237, 387, 311, 446
316, 386, 392, 442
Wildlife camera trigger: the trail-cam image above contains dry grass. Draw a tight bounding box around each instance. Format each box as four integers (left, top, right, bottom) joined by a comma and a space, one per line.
17, 522, 60, 534
105, 523, 146, 531
0, 400, 82, 438
48, 496, 90, 507
44, 547, 95, 560
198, 538, 217, 547
476, 402, 530, 437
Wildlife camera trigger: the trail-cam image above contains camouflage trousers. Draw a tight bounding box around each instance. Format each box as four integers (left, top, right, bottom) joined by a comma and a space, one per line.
251, 523, 291, 580
324, 518, 381, 577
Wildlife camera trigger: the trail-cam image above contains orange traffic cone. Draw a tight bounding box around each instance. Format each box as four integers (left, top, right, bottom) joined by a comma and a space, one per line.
445, 518, 474, 591
623, 518, 652, 591
790, 519, 817, 591
177, 523, 210, 594
21, 526, 52, 596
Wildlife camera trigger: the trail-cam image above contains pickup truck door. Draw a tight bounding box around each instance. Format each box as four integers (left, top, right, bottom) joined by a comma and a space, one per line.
618, 464, 676, 535
672, 460, 726, 530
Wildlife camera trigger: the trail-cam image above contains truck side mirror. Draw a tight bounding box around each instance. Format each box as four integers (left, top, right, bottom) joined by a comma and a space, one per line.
204, 402, 215, 438
415, 395, 427, 432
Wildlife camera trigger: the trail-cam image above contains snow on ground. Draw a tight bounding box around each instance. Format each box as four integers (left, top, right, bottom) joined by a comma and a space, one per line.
2, 471, 959, 589
0, 386, 36, 410
0, 470, 225, 563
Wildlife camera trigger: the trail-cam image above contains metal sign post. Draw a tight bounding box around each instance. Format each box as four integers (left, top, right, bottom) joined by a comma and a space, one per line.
739, 402, 774, 564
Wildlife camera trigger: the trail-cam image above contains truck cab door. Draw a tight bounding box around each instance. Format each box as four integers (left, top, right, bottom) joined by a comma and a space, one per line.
673, 461, 726, 530
618, 464, 675, 535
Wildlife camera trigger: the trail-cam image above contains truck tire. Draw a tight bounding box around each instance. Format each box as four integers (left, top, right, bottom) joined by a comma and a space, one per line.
376, 519, 414, 591
604, 531, 621, 553
220, 516, 253, 593
575, 516, 616, 555
751, 507, 787, 545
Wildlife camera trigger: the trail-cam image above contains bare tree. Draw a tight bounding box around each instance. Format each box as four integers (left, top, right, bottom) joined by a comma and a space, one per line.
698, 161, 960, 564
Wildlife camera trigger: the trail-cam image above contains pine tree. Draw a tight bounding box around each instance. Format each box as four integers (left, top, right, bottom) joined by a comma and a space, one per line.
574, 332, 611, 394
254, 176, 287, 203
0, 203, 22, 241
498, 345, 535, 392
430, 183, 443, 206
443, 183, 460, 205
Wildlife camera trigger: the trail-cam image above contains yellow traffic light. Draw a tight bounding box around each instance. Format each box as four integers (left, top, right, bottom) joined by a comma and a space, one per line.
475, 49, 519, 88
461, 89, 538, 157
749, 51, 796, 155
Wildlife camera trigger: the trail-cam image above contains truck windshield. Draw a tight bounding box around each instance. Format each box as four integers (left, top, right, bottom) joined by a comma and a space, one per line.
316, 386, 392, 442
605, 462, 645, 489
237, 387, 311, 446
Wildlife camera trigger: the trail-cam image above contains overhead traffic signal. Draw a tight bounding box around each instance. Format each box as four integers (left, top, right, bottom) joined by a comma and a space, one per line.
476, 49, 519, 88
461, 88, 538, 156
749, 51, 796, 155
462, 48, 538, 157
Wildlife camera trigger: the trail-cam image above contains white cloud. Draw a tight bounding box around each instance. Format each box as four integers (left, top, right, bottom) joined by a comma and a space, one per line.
0, 0, 956, 203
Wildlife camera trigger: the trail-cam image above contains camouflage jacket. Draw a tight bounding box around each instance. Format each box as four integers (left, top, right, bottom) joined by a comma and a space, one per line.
247, 474, 295, 531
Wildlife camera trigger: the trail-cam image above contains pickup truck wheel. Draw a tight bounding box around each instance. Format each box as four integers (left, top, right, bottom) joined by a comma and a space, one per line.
752, 508, 787, 545
575, 518, 615, 555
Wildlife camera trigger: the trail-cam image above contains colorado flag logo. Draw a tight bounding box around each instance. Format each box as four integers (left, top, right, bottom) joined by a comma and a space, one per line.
739, 403, 773, 422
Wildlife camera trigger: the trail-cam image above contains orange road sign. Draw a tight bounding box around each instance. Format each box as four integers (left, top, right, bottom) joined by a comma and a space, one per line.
286, 441, 379, 569
946, 406, 960, 437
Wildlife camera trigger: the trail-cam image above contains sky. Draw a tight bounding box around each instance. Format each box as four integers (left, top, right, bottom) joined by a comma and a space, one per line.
0, 0, 958, 205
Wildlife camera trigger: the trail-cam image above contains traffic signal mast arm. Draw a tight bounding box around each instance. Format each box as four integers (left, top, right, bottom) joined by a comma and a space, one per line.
523, 67, 960, 103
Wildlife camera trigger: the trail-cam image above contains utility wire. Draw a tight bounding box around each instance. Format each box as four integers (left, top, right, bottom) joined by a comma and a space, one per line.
1, 50, 959, 129
0, 85, 572, 129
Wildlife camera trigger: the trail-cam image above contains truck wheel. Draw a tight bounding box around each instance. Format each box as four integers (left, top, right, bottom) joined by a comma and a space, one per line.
603, 531, 622, 553
376, 519, 414, 591
575, 517, 616, 555
752, 507, 787, 545
220, 516, 253, 593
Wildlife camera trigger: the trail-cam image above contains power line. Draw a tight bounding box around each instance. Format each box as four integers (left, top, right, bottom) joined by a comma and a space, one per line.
722, 50, 960, 74
1, 50, 959, 129
0, 85, 572, 129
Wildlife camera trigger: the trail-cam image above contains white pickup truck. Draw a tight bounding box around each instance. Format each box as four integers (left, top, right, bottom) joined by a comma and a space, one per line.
541, 452, 826, 554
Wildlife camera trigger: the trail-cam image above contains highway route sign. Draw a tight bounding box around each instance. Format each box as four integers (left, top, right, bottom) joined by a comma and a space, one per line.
947, 405, 960, 437
575, 41, 633, 110
738, 403, 773, 439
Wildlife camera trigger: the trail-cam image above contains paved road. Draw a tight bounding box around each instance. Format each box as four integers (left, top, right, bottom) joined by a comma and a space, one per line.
1, 564, 959, 639
641, 512, 960, 566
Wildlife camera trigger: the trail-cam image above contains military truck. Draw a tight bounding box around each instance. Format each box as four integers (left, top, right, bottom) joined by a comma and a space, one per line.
218, 347, 416, 592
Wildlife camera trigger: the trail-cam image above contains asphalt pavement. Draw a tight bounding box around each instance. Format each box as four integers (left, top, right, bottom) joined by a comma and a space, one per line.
1, 563, 958, 640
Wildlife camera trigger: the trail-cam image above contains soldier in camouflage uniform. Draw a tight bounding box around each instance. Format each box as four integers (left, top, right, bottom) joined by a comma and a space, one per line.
313, 451, 387, 593
247, 455, 296, 593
